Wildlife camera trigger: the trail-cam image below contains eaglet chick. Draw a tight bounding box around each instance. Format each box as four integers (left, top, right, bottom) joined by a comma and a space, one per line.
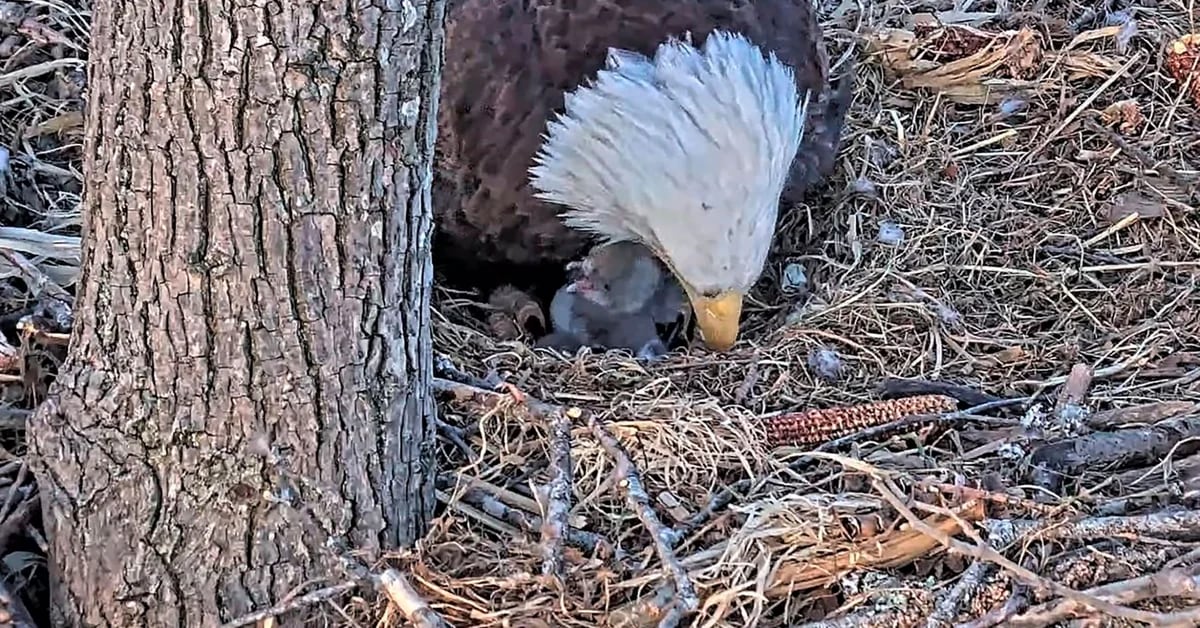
537, 241, 684, 359
567, 241, 684, 323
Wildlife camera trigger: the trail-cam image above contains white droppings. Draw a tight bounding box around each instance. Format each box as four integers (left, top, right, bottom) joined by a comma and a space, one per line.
849, 177, 877, 198
370, 220, 384, 240
1021, 403, 1050, 430
807, 346, 844, 383
935, 303, 962, 329
998, 97, 1027, 117
781, 263, 808, 292
877, 220, 904, 245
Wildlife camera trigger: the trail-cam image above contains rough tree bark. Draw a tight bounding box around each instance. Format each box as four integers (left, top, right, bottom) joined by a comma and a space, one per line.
26, 0, 444, 625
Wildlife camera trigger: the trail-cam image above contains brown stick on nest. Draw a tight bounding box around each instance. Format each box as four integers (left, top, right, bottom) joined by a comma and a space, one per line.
432, 376, 699, 620
590, 416, 699, 618
813, 452, 1200, 628
375, 569, 452, 628
1005, 565, 1200, 628
1029, 413, 1200, 493
540, 405, 575, 581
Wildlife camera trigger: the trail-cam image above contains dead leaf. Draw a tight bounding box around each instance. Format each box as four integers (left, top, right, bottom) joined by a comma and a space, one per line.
1159, 352, 1200, 369
1098, 98, 1144, 134
868, 28, 941, 75
1066, 25, 1125, 51
867, 26, 1043, 104
765, 502, 985, 595
1006, 27, 1042, 78
913, 27, 1040, 85
1054, 50, 1123, 80
1105, 190, 1166, 223
1143, 176, 1197, 209
912, 21, 997, 60
914, 10, 1002, 26
990, 346, 1027, 364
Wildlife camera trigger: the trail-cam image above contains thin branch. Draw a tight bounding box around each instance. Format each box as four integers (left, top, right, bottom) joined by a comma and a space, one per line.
450, 482, 625, 563
540, 406, 575, 580
375, 569, 451, 628
218, 582, 360, 628
590, 416, 699, 616
845, 463, 1187, 626
1006, 567, 1200, 627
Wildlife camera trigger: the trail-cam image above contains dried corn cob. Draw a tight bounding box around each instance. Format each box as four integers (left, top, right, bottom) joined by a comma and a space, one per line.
760, 394, 959, 447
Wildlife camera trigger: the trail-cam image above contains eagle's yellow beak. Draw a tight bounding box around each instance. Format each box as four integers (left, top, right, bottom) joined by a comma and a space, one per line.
689, 292, 744, 351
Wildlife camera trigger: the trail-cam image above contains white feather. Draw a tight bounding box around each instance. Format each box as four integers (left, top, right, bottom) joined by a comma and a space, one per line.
528, 30, 811, 295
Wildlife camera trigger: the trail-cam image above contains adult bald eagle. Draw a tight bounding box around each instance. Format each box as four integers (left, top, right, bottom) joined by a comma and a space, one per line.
433, 0, 853, 351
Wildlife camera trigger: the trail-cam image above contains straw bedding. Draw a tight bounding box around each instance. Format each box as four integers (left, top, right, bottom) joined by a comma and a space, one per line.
1, 0, 1199, 626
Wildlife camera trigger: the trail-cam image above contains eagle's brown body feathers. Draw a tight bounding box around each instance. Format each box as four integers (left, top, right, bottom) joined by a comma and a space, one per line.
433, 0, 851, 280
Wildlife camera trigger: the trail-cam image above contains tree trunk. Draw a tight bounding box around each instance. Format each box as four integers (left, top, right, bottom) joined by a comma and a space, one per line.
26, 0, 444, 624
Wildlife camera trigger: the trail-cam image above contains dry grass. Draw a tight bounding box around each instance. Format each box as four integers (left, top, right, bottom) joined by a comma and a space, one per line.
2, 0, 1200, 626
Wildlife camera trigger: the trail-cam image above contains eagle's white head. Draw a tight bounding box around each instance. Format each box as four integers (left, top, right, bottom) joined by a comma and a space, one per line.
529, 30, 811, 351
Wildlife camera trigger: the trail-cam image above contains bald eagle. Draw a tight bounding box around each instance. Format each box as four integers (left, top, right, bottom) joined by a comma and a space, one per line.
433, 0, 853, 351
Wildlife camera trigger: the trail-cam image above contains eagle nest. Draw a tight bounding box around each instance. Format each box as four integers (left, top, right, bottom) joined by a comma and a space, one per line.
402, 3, 1200, 627
3, 0, 1200, 625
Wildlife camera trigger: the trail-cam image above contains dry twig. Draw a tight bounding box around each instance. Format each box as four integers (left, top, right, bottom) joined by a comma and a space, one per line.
1006, 566, 1200, 627
540, 405, 575, 580
448, 482, 624, 562
1029, 414, 1200, 491
375, 569, 451, 628
590, 416, 699, 617
218, 582, 359, 628
813, 452, 1200, 626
